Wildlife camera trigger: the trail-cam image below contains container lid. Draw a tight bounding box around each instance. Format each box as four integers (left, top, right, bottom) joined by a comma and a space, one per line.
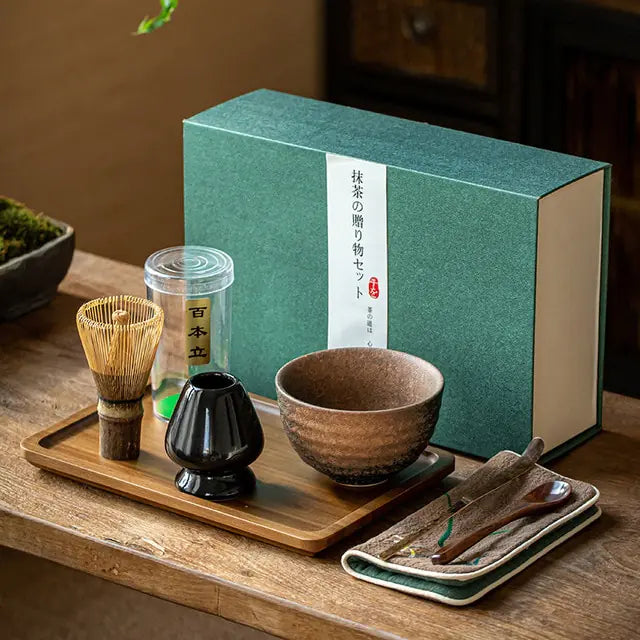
144, 246, 234, 295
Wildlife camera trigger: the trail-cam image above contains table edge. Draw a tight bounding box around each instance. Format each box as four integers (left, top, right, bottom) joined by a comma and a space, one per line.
0, 505, 404, 640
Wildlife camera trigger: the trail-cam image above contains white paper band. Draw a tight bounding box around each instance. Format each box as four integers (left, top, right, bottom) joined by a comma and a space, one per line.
326, 154, 388, 349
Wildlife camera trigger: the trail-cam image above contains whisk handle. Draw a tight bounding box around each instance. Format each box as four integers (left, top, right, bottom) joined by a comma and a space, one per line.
97, 397, 143, 460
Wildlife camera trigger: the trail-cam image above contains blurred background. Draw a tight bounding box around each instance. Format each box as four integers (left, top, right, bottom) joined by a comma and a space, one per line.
1, 1, 639, 386
2, 2, 639, 637
0, 0, 323, 265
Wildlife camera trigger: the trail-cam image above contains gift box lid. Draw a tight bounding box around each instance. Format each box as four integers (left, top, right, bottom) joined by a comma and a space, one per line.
185, 89, 607, 198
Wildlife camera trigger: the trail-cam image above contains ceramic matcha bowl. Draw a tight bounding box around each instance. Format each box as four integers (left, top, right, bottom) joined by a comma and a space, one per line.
275, 347, 444, 486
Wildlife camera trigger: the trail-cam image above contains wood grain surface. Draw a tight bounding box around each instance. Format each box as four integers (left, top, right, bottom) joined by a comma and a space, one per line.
1, 251, 640, 639
21, 394, 454, 554
0, 546, 274, 640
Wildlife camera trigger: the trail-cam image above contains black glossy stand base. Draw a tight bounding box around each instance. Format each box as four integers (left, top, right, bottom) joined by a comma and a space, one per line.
175, 467, 256, 501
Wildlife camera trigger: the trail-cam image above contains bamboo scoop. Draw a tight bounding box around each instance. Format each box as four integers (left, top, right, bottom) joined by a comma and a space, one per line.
378, 437, 546, 561
76, 295, 164, 460
431, 480, 572, 565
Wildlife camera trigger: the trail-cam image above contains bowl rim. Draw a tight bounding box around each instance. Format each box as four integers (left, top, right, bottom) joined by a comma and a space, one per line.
274, 347, 444, 415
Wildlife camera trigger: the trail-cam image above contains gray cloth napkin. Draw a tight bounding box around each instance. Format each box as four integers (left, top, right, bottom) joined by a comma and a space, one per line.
348, 450, 598, 573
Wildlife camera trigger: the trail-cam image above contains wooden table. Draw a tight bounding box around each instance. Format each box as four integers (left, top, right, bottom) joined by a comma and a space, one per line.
1, 251, 639, 640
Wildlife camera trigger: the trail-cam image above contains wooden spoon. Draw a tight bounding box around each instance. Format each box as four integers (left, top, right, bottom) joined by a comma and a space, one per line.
378, 437, 546, 561
431, 480, 572, 565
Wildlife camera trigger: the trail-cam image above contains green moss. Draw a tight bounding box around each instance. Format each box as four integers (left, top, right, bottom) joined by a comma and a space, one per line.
0, 197, 63, 266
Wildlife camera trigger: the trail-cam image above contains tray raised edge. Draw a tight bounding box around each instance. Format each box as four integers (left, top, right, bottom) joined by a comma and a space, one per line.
21, 394, 455, 555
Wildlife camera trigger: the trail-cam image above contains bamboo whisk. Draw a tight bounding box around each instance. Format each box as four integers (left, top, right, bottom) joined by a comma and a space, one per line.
77, 295, 164, 460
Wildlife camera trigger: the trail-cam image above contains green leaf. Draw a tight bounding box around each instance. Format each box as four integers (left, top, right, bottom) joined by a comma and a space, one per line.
136, 0, 178, 35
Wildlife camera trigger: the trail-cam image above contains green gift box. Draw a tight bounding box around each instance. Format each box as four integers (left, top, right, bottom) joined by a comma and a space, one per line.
184, 90, 610, 460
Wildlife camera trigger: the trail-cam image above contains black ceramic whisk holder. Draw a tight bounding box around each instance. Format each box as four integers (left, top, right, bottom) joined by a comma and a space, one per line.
165, 372, 264, 501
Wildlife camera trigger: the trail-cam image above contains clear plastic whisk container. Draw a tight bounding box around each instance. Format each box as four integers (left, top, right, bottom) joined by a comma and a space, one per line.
144, 246, 233, 421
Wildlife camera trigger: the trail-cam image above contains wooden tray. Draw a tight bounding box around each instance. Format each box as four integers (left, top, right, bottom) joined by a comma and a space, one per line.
21, 394, 454, 554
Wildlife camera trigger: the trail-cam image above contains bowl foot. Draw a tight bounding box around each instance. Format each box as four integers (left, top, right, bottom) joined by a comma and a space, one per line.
175, 467, 255, 501
335, 479, 388, 488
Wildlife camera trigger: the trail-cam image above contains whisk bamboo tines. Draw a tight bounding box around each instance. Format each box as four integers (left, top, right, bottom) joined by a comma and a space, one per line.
76, 295, 164, 460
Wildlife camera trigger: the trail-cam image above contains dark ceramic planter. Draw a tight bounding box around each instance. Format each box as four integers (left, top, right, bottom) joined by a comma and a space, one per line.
0, 217, 75, 322
165, 372, 264, 501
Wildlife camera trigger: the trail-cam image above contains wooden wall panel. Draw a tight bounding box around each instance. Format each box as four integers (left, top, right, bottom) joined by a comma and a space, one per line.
0, 1, 323, 265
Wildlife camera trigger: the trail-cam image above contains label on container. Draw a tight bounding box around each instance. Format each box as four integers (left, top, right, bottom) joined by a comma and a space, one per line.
185, 297, 211, 366
326, 154, 388, 348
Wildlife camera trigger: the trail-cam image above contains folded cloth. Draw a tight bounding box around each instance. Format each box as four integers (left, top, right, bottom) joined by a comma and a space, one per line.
341, 449, 600, 605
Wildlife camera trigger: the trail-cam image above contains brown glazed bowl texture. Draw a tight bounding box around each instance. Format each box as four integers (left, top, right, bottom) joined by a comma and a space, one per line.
275, 347, 444, 486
